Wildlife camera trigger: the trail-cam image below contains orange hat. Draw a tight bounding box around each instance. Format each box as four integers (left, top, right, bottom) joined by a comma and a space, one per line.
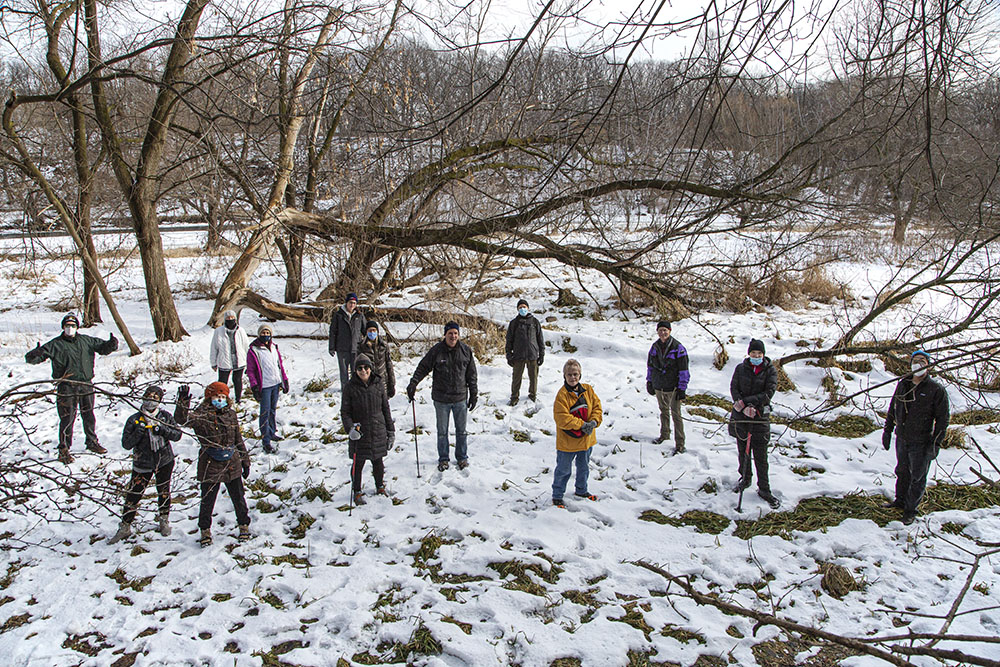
205, 381, 230, 398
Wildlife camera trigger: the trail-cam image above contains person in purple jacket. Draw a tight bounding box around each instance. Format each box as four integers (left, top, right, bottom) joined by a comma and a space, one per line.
247, 324, 289, 454
645, 321, 690, 454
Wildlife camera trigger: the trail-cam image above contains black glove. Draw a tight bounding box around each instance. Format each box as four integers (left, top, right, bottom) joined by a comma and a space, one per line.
467, 394, 477, 411
387, 432, 395, 448
242, 463, 250, 479
537, 357, 543, 367
676, 390, 686, 401
507, 358, 514, 368
387, 387, 395, 399
109, 332, 117, 344
580, 420, 597, 435
646, 382, 655, 396
252, 388, 261, 402
178, 385, 190, 401
882, 429, 893, 451
406, 385, 416, 402
281, 381, 289, 394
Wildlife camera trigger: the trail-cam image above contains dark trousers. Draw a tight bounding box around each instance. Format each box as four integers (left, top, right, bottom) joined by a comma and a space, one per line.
511, 360, 539, 400
122, 461, 174, 524
218, 368, 245, 403
337, 352, 355, 390
198, 478, 250, 530
735, 423, 771, 493
351, 456, 385, 493
56, 382, 98, 451
894, 439, 933, 514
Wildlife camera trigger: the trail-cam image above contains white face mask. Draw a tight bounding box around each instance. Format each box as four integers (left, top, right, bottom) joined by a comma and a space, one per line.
63, 326, 78, 338
911, 363, 928, 376
141, 399, 160, 414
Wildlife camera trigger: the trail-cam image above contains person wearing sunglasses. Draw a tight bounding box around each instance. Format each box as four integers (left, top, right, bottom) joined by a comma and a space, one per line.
342, 354, 395, 505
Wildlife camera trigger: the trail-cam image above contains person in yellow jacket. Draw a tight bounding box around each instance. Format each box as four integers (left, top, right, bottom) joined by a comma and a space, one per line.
552, 358, 603, 507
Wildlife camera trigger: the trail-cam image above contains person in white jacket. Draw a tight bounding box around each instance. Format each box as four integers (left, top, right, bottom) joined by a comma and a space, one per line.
210, 310, 250, 403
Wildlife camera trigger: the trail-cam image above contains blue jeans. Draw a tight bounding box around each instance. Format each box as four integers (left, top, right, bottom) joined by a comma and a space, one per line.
552, 448, 591, 500
434, 400, 468, 463
259, 384, 280, 448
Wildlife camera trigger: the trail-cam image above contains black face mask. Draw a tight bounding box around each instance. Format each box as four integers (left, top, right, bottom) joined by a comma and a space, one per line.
260, 335, 271, 345
224, 320, 237, 330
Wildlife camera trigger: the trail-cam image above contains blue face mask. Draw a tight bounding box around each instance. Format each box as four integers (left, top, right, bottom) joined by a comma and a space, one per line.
260, 335, 271, 345
211, 397, 227, 409
518, 307, 528, 317
366, 331, 377, 341
749, 356, 764, 366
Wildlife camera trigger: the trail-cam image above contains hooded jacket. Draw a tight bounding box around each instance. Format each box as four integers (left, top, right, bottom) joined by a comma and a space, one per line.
646, 337, 690, 392
210, 324, 250, 371
122, 408, 182, 473
554, 382, 603, 452
358, 337, 396, 397
505, 314, 545, 363
328, 306, 367, 356
884, 376, 950, 450
729, 357, 778, 435
174, 396, 249, 484
342, 372, 395, 460
247, 338, 289, 392
408, 340, 478, 404
25, 332, 117, 382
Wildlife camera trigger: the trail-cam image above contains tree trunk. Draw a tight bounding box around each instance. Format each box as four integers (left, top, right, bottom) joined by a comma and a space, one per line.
205, 196, 222, 252
283, 232, 304, 302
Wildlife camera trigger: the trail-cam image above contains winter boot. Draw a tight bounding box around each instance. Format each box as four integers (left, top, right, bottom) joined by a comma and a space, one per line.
437, 461, 449, 472
271, 433, 284, 442
238, 525, 251, 542
199, 529, 213, 547
733, 477, 751, 493
574, 493, 598, 501
552, 498, 565, 508
881, 499, 903, 510
86, 442, 107, 454
457, 459, 469, 471
262, 442, 274, 454
158, 515, 171, 537
672, 444, 686, 455
353, 493, 367, 506
653, 436, 667, 445
757, 489, 780, 509
376, 486, 389, 496
508, 396, 519, 406
901, 512, 917, 525
107, 522, 132, 545
57, 448, 74, 464
527, 394, 536, 402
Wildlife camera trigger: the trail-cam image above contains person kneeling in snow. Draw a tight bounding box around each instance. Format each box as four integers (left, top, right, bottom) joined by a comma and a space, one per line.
551, 359, 603, 507
175, 382, 252, 546
342, 354, 395, 506
729, 338, 780, 509
108, 385, 182, 544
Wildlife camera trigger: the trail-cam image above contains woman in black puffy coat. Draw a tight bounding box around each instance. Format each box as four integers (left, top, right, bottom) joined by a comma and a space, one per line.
342, 354, 395, 505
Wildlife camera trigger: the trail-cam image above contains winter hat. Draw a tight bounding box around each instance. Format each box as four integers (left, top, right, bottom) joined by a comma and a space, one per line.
748, 338, 766, 355
258, 324, 273, 336
61, 313, 80, 327
205, 381, 230, 398
444, 321, 460, 334
346, 292, 358, 303
366, 321, 379, 331
517, 298, 529, 308
223, 310, 237, 320
912, 349, 931, 361
657, 320, 671, 330
355, 353, 373, 369
143, 385, 164, 400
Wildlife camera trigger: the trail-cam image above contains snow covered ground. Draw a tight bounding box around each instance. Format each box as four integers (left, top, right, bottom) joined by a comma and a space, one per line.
0, 231, 998, 666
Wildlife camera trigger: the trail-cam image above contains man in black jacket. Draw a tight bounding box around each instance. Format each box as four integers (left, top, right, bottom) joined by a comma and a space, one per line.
730, 338, 780, 508
505, 298, 545, 405
328, 292, 367, 390
882, 349, 950, 525
25, 313, 118, 463
407, 322, 478, 471
646, 320, 690, 453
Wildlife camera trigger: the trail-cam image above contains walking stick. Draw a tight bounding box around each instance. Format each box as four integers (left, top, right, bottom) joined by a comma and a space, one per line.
349, 451, 357, 516
412, 401, 421, 478
736, 430, 752, 513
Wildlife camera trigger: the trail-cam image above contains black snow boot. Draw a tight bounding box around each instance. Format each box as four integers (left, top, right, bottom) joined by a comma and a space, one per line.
757, 489, 780, 509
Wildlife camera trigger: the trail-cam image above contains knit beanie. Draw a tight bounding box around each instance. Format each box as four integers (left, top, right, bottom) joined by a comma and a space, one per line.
346, 292, 358, 303
444, 321, 460, 334
748, 338, 766, 354
517, 299, 529, 308
258, 324, 273, 336
912, 349, 931, 361
205, 381, 230, 398
354, 353, 373, 368
657, 320, 671, 330
223, 309, 237, 320
366, 321, 379, 331
61, 313, 80, 327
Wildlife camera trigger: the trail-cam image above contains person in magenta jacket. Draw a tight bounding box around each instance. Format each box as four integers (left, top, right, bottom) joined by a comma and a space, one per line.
246, 323, 289, 454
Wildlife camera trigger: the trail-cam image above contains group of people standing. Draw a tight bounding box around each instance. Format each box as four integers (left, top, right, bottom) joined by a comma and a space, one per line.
22, 292, 951, 545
